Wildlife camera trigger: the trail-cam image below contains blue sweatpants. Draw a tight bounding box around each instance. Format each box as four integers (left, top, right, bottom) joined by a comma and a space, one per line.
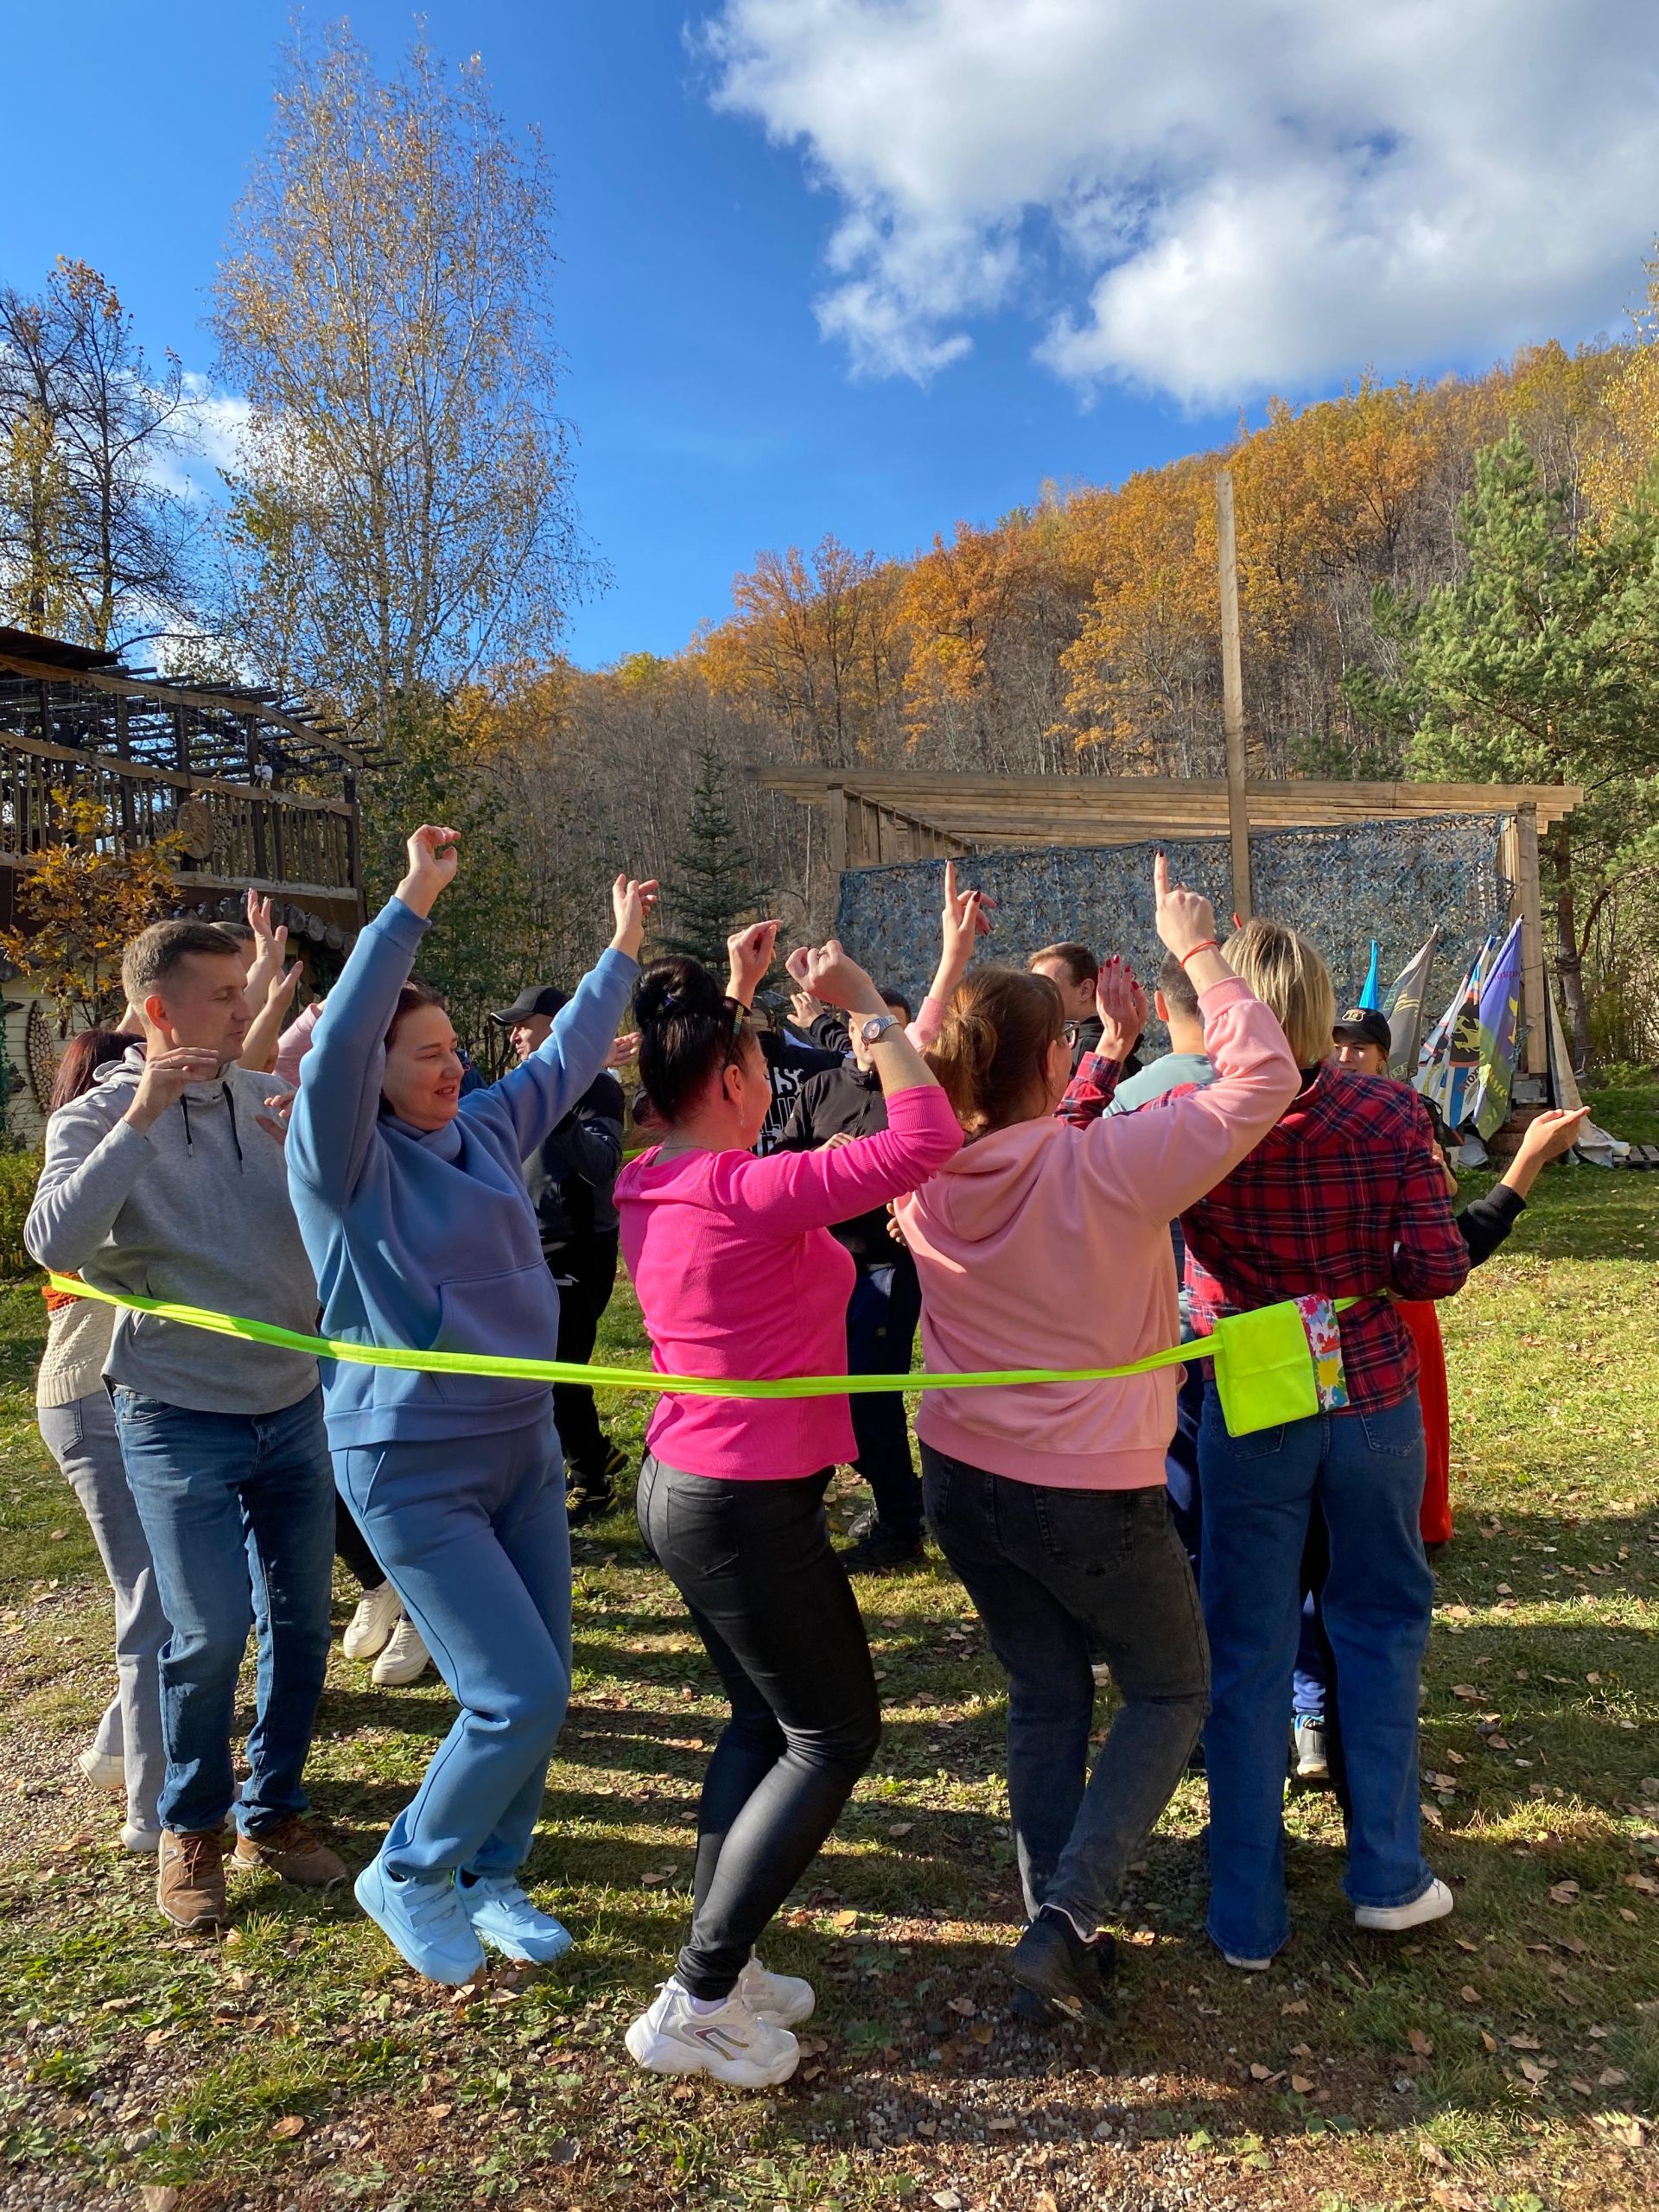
335, 1410, 571, 1878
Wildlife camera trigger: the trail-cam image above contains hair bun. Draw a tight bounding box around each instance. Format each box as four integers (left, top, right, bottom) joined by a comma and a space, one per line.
634, 956, 725, 1031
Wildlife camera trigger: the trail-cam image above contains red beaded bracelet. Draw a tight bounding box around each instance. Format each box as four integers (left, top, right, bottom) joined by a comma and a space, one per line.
1178, 939, 1220, 968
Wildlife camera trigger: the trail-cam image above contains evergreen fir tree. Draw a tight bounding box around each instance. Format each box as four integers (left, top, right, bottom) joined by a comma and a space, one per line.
661, 750, 771, 967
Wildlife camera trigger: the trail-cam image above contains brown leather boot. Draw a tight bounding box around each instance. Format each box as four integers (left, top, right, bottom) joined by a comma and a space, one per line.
157, 1828, 228, 1930
233, 1813, 348, 1890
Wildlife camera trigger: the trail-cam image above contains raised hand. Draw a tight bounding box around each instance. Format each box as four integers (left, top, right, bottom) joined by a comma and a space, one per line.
256, 1091, 295, 1146
242, 889, 289, 1005
396, 826, 461, 918
606, 1030, 641, 1071
1094, 955, 1149, 1063
1513, 1105, 1591, 1170
939, 859, 993, 975
1152, 850, 1217, 962
610, 876, 659, 961
725, 918, 782, 1004
790, 988, 830, 1033
787, 938, 886, 1016
122, 1046, 219, 1133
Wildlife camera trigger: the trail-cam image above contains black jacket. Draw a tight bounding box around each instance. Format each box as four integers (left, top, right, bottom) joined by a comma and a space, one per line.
756, 1028, 842, 1157
776, 1061, 917, 1274
522, 1069, 625, 1269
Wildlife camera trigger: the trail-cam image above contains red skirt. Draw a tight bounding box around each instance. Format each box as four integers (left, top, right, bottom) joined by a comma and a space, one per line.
1399, 1300, 1452, 1545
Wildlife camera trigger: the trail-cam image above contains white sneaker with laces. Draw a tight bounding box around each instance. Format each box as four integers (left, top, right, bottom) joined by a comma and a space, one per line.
343, 1580, 404, 1662
78, 1746, 125, 1794
1355, 1876, 1454, 1934
625, 1978, 800, 2088
372, 1615, 432, 1686
737, 1954, 815, 2027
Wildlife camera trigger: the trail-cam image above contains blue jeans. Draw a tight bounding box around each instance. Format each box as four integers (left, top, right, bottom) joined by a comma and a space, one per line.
1198, 1386, 1433, 1960
113, 1386, 334, 1838
336, 1411, 571, 1879
922, 1446, 1210, 1934
1163, 1357, 1206, 1575
846, 1261, 924, 1540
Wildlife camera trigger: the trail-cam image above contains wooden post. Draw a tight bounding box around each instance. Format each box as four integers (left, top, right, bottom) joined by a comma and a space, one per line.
1215, 469, 1253, 922
1514, 803, 1548, 1077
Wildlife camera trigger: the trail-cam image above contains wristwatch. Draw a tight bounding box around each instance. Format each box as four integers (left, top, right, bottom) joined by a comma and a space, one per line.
858, 1013, 901, 1047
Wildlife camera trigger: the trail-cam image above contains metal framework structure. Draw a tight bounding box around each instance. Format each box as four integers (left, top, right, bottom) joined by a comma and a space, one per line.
753, 766, 1582, 1077
0, 625, 373, 944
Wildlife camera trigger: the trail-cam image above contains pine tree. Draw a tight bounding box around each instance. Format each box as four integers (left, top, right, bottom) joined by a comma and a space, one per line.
661, 750, 770, 968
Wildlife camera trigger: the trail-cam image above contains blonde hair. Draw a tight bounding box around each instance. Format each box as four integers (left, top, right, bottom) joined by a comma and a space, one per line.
1223, 918, 1337, 1068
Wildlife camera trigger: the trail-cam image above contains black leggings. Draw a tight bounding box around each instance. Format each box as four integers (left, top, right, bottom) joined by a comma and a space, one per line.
335, 1496, 384, 1592
635, 1457, 880, 1999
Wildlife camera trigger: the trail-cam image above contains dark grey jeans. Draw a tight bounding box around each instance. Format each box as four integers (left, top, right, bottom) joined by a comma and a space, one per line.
922, 1446, 1210, 1936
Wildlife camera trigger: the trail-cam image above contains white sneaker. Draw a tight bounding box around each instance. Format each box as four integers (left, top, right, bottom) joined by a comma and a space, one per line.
625, 1978, 799, 2088
372, 1616, 432, 1686
1221, 1949, 1274, 1971
79, 1746, 125, 1794
121, 1823, 162, 1854
343, 1580, 404, 1662
737, 1954, 815, 2027
1355, 1876, 1455, 1934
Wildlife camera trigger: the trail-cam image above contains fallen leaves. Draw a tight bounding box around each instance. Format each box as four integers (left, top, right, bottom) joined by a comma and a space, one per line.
270, 2114, 306, 2140
1408, 2027, 1434, 2056
1548, 1880, 1581, 1904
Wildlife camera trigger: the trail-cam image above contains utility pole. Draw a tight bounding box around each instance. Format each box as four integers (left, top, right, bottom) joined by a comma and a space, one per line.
1215, 467, 1253, 922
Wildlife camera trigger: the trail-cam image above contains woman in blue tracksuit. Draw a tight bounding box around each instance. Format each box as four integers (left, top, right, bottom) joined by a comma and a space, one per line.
287, 824, 654, 1983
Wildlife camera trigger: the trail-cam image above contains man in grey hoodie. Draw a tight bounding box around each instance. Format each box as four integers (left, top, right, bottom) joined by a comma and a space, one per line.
27, 919, 345, 1931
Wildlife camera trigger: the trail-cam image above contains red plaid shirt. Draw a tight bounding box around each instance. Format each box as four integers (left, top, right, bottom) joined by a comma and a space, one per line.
1176, 1066, 1469, 1412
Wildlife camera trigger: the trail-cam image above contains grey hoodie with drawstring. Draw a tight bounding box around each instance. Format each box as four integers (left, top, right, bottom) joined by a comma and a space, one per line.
25, 1046, 319, 1415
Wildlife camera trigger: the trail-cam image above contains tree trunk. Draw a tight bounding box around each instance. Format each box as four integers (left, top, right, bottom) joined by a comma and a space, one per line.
1548, 820, 1592, 1071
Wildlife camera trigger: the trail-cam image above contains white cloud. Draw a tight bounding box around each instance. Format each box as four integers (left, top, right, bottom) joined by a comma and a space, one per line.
701, 0, 1659, 404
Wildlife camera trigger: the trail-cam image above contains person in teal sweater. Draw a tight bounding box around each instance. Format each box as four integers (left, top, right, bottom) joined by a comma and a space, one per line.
287, 824, 655, 1984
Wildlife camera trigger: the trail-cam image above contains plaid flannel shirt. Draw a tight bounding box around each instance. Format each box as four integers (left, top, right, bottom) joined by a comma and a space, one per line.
1177, 1065, 1470, 1412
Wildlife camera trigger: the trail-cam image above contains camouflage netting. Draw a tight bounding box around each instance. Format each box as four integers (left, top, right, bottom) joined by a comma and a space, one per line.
833, 816, 1508, 1026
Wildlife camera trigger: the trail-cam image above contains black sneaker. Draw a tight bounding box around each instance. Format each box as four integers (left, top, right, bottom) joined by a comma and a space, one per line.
839, 1522, 925, 1573
567, 1480, 617, 1529
1009, 1908, 1117, 2018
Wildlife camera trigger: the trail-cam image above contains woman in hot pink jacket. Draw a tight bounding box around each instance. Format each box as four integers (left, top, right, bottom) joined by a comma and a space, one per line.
895, 856, 1300, 2019
615, 929, 962, 2091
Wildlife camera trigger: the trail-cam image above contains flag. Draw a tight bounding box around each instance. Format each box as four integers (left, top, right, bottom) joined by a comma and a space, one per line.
1381, 930, 1439, 1078
1471, 919, 1524, 1140
1417, 939, 1492, 1131
1357, 941, 1382, 1010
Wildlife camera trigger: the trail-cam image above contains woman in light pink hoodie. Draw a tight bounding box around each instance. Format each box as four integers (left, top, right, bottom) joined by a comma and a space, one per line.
896, 855, 1300, 2018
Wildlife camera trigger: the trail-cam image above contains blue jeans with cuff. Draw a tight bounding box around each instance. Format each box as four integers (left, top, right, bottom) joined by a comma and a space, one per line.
922, 1446, 1210, 1936
1197, 1385, 1433, 1961
113, 1385, 334, 1839
336, 1409, 571, 1880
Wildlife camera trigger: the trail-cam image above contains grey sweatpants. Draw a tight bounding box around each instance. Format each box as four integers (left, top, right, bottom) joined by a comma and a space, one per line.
39, 1391, 168, 1838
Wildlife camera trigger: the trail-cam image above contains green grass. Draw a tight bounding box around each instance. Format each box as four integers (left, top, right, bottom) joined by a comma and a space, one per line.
1, 1160, 1656, 2210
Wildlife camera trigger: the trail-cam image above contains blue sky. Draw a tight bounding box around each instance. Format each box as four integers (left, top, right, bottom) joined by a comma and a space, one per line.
6, 3, 1656, 669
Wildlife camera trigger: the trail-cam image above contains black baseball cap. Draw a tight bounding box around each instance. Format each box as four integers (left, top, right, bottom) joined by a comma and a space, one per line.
490, 983, 569, 1027
1332, 1006, 1391, 1054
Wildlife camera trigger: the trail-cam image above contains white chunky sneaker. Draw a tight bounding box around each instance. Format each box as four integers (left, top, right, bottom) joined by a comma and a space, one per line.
1355, 1876, 1455, 1934
343, 1580, 404, 1662
78, 1746, 126, 1794
625, 1978, 799, 2088
737, 1954, 815, 2028
372, 1615, 432, 1687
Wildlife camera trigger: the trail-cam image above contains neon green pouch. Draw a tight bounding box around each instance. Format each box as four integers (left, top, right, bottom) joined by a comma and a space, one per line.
1211, 1301, 1320, 1437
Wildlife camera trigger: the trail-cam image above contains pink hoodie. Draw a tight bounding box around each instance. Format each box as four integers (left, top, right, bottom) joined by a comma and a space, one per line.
894, 976, 1300, 1491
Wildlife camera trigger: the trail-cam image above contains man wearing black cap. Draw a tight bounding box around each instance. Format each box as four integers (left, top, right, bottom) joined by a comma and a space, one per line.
492, 985, 628, 1526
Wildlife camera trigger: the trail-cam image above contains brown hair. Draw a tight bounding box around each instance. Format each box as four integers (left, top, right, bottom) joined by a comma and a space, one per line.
1027, 941, 1097, 990
928, 968, 1065, 1136
385, 979, 448, 1048
1155, 948, 1201, 1025
1224, 917, 1336, 1067
50, 1028, 141, 1113
634, 954, 754, 1122
121, 919, 240, 1009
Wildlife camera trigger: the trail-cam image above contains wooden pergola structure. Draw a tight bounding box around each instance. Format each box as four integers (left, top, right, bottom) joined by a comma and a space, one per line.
753, 767, 1581, 1077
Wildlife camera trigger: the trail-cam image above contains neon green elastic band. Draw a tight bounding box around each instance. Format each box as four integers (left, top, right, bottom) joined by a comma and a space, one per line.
49, 1274, 1215, 1402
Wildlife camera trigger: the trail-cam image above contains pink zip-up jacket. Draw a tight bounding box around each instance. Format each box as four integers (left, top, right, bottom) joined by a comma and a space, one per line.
895, 976, 1300, 1491
616, 1084, 963, 1480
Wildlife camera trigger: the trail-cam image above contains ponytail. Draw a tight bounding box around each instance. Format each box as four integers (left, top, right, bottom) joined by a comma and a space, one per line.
635, 955, 752, 1123
928, 968, 1065, 1136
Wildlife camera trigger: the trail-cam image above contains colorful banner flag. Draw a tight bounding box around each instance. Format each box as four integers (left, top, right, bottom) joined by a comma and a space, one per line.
1357, 941, 1382, 1010
1416, 938, 1493, 1132
1381, 929, 1440, 1079
1471, 919, 1524, 1140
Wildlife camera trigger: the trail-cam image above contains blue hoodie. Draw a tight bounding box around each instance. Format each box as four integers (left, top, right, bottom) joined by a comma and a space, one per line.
286, 895, 639, 1451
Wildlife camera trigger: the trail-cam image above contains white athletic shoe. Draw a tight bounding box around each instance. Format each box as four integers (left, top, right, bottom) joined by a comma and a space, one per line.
737, 1954, 815, 2027
372, 1616, 432, 1687
625, 1978, 800, 2088
121, 1823, 162, 1855
343, 1580, 404, 1662
1355, 1876, 1455, 1934
78, 1746, 126, 1794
